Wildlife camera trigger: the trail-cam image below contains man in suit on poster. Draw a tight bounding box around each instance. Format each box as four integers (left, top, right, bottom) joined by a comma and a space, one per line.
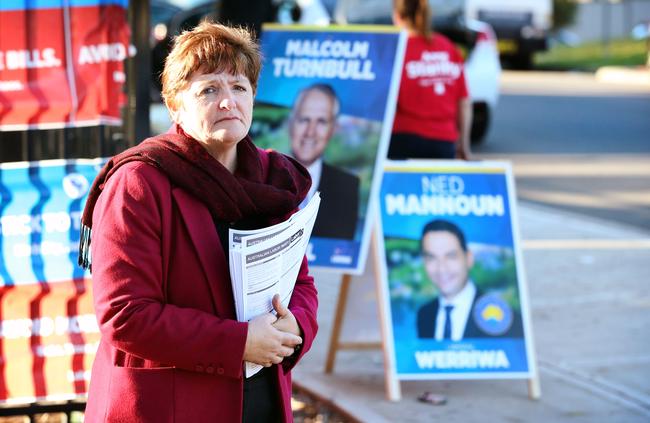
417, 219, 524, 340
289, 83, 360, 240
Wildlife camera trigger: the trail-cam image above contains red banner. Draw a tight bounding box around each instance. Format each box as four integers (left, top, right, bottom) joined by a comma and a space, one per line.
0, 280, 99, 403
0, 2, 131, 130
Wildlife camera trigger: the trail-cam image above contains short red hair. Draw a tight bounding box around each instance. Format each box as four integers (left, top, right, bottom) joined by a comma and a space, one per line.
161, 21, 262, 111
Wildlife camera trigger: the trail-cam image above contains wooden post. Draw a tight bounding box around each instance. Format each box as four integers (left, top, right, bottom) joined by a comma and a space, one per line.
324, 273, 352, 374
528, 376, 541, 400
370, 226, 401, 401
525, 303, 542, 400
322, 225, 401, 400
323, 270, 382, 373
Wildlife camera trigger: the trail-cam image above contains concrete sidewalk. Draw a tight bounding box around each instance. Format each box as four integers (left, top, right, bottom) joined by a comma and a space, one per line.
595, 66, 650, 87
293, 201, 650, 423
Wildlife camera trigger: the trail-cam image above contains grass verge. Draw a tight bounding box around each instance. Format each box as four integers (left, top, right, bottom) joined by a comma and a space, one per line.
534, 38, 649, 71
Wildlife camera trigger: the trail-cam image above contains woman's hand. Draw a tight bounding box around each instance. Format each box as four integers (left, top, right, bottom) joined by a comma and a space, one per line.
456, 143, 472, 161
456, 98, 473, 161
243, 298, 302, 367
271, 294, 301, 337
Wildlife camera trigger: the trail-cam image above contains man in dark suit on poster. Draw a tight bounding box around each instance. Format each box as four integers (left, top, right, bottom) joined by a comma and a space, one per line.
417, 219, 524, 340
289, 84, 360, 240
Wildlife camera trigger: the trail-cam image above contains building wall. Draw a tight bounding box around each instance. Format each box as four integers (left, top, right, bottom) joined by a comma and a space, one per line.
568, 0, 650, 42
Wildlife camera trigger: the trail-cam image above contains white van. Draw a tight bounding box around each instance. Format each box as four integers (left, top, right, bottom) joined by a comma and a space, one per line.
465, 0, 552, 68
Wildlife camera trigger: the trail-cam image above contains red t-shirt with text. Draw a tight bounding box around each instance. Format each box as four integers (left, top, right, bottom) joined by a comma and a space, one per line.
392, 33, 468, 142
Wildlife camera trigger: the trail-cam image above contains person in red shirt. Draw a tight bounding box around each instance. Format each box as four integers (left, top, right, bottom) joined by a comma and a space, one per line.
390, 0, 472, 160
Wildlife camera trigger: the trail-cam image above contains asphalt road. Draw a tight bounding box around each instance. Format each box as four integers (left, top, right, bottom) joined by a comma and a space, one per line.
475, 71, 650, 231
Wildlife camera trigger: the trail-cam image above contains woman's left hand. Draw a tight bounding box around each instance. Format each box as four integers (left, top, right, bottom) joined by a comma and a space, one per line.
456, 145, 472, 161
271, 294, 301, 338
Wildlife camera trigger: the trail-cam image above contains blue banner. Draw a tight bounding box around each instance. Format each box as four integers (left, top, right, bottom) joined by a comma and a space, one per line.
378, 161, 534, 379
381, 170, 513, 246
0, 159, 102, 286
254, 25, 406, 273
257, 27, 402, 121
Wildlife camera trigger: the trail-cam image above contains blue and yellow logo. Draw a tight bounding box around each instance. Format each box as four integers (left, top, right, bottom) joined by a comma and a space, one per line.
472, 294, 513, 336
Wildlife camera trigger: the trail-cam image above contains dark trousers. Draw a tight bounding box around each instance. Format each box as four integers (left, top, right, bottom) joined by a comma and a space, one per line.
242, 366, 280, 423
388, 132, 456, 160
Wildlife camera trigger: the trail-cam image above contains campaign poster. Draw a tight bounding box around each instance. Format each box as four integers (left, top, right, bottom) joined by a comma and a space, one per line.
0, 0, 130, 130
0, 159, 103, 403
252, 24, 406, 274
377, 160, 536, 379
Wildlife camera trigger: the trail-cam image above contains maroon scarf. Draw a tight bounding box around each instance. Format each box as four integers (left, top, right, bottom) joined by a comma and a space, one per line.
78, 131, 311, 269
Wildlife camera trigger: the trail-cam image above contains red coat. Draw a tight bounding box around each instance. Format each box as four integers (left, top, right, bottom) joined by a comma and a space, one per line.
84, 152, 318, 422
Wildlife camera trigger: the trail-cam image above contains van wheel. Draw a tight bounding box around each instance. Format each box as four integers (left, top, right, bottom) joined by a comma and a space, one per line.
471, 102, 490, 145
502, 52, 533, 70
511, 52, 533, 70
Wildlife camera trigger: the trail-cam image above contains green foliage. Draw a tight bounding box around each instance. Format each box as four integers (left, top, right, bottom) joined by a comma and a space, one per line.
535, 37, 648, 70
385, 238, 429, 309
553, 0, 578, 30
253, 105, 290, 122
251, 104, 292, 152
470, 250, 516, 291
470, 250, 520, 312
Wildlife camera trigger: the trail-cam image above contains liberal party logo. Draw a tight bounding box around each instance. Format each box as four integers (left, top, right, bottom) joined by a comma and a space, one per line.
62, 173, 89, 199
472, 294, 513, 336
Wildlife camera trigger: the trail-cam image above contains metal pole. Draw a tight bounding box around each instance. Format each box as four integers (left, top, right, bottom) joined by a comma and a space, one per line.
602, 0, 611, 58
128, 0, 151, 145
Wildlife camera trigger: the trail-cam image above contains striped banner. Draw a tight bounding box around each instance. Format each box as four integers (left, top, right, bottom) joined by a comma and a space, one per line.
0, 159, 103, 404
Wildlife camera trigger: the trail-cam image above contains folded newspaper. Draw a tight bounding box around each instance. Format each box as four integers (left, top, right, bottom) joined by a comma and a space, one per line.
229, 193, 321, 378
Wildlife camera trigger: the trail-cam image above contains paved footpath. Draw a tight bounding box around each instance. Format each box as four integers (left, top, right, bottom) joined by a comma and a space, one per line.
293, 201, 650, 423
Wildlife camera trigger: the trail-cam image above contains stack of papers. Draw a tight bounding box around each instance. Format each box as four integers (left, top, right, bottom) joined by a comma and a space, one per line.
229, 193, 321, 377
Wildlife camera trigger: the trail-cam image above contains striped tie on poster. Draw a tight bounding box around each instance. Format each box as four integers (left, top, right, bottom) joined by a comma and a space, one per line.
0, 159, 104, 404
